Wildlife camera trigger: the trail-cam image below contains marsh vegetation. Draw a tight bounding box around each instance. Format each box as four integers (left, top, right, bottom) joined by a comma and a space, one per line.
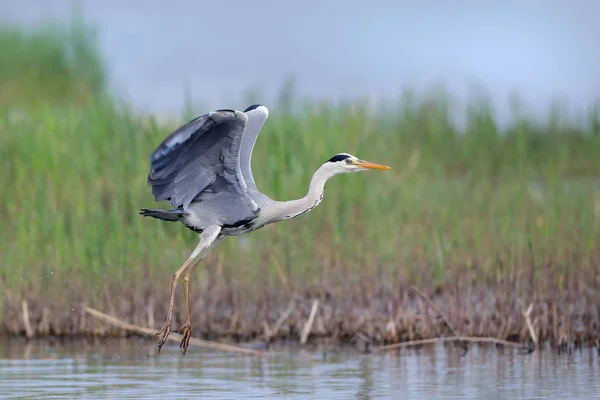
1, 19, 599, 350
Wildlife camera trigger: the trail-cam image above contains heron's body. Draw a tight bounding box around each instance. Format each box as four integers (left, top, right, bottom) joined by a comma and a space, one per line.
141, 104, 390, 354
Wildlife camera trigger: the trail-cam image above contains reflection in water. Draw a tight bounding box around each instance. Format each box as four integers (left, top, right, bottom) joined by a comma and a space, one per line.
0, 338, 598, 399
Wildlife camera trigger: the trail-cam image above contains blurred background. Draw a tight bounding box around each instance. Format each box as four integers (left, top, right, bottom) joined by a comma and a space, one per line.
0, 0, 599, 349
3, 0, 600, 120
1, 1, 599, 398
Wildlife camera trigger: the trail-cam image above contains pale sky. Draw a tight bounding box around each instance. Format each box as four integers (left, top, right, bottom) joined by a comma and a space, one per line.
2, 0, 598, 122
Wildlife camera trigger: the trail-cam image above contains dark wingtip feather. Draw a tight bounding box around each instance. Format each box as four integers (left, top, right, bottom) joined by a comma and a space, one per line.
244, 104, 263, 112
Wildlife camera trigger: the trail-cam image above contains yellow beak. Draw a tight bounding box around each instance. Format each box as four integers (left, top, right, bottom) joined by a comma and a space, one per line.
354, 160, 392, 170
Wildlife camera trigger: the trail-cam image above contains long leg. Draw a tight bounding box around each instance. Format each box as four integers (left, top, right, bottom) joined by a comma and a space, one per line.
176, 251, 211, 354
173, 269, 194, 355
155, 245, 203, 352
175, 228, 224, 355
157, 225, 222, 353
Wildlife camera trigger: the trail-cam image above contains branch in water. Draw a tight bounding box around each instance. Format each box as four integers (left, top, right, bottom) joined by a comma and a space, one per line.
84, 306, 265, 356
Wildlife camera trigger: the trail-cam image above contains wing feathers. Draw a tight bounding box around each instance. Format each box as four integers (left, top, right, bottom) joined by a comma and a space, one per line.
238, 106, 269, 190
146, 109, 254, 212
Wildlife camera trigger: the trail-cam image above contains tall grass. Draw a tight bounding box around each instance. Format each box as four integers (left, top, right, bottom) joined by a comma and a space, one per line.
1, 94, 599, 290
1, 19, 599, 345
0, 18, 105, 108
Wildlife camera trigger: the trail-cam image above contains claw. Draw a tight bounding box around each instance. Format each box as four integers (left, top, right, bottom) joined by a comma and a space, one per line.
156, 322, 172, 353
174, 323, 192, 355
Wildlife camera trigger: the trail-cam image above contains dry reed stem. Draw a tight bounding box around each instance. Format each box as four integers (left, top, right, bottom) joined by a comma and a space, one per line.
270, 254, 293, 296
147, 300, 155, 329
300, 299, 319, 345
410, 287, 460, 337
21, 300, 34, 339
79, 304, 86, 332
84, 306, 265, 356
265, 301, 296, 341
523, 303, 539, 349
39, 307, 50, 335
373, 336, 527, 351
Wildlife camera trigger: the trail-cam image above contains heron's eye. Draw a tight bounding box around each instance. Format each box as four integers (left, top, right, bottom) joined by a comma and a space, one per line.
345, 159, 353, 164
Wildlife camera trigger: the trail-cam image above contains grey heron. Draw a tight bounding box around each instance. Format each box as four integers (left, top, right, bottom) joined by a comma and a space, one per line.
140, 104, 391, 354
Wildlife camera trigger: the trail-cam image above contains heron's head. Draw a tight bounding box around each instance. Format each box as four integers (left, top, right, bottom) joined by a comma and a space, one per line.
324, 153, 391, 175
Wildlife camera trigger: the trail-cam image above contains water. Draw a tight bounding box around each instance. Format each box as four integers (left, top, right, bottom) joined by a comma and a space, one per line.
0, 338, 598, 399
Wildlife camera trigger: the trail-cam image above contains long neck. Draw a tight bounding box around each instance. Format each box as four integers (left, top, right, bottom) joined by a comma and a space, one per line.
261, 165, 333, 224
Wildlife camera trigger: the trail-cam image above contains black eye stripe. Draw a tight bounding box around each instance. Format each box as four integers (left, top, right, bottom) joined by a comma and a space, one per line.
327, 154, 350, 163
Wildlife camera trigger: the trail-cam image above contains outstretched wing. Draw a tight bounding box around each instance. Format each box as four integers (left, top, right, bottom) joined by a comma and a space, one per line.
238, 104, 269, 191
147, 109, 257, 213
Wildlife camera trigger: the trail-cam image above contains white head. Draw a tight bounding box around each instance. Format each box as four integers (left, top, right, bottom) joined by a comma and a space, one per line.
319, 152, 391, 178
265, 152, 391, 223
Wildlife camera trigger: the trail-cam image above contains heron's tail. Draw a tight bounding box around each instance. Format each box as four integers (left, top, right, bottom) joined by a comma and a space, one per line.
139, 208, 183, 222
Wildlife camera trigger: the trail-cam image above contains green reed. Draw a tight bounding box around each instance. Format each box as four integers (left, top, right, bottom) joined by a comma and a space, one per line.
1, 95, 599, 295
0, 17, 105, 108
1, 19, 599, 309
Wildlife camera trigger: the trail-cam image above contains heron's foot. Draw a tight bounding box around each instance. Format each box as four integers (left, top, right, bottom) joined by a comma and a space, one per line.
174, 323, 192, 355
156, 321, 172, 353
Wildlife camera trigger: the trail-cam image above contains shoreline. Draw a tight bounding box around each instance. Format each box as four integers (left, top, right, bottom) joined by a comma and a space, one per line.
3, 281, 598, 354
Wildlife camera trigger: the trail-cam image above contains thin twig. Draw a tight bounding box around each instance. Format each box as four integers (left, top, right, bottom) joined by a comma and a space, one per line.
300, 299, 319, 345
79, 304, 87, 332
21, 300, 34, 339
147, 300, 155, 330
266, 301, 296, 341
523, 303, 539, 349
84, 306, 264, 356
270, 254, 293, 296
351, 332, 372, 353
373, 335, 527, 351
410, 286, 459, 337
39, 307, 51, 335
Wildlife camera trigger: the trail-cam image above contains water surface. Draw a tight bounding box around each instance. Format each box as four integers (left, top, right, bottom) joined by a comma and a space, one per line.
0, 338, 598, 399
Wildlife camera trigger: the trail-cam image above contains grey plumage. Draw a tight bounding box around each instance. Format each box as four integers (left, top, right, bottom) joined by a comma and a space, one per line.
147, 108, 255, 209
140, 103, 391, 354
142, 106, 268, 233
139, 208, 182, 222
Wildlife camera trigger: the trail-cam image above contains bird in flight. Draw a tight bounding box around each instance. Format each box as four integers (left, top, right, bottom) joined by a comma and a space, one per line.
141, 104, 391, 354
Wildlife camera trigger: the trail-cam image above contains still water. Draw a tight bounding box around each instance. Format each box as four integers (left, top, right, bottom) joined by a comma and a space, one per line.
0, 338, 598, 399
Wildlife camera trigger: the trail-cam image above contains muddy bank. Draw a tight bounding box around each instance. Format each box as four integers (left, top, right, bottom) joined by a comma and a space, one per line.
2, 269, 599, 352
